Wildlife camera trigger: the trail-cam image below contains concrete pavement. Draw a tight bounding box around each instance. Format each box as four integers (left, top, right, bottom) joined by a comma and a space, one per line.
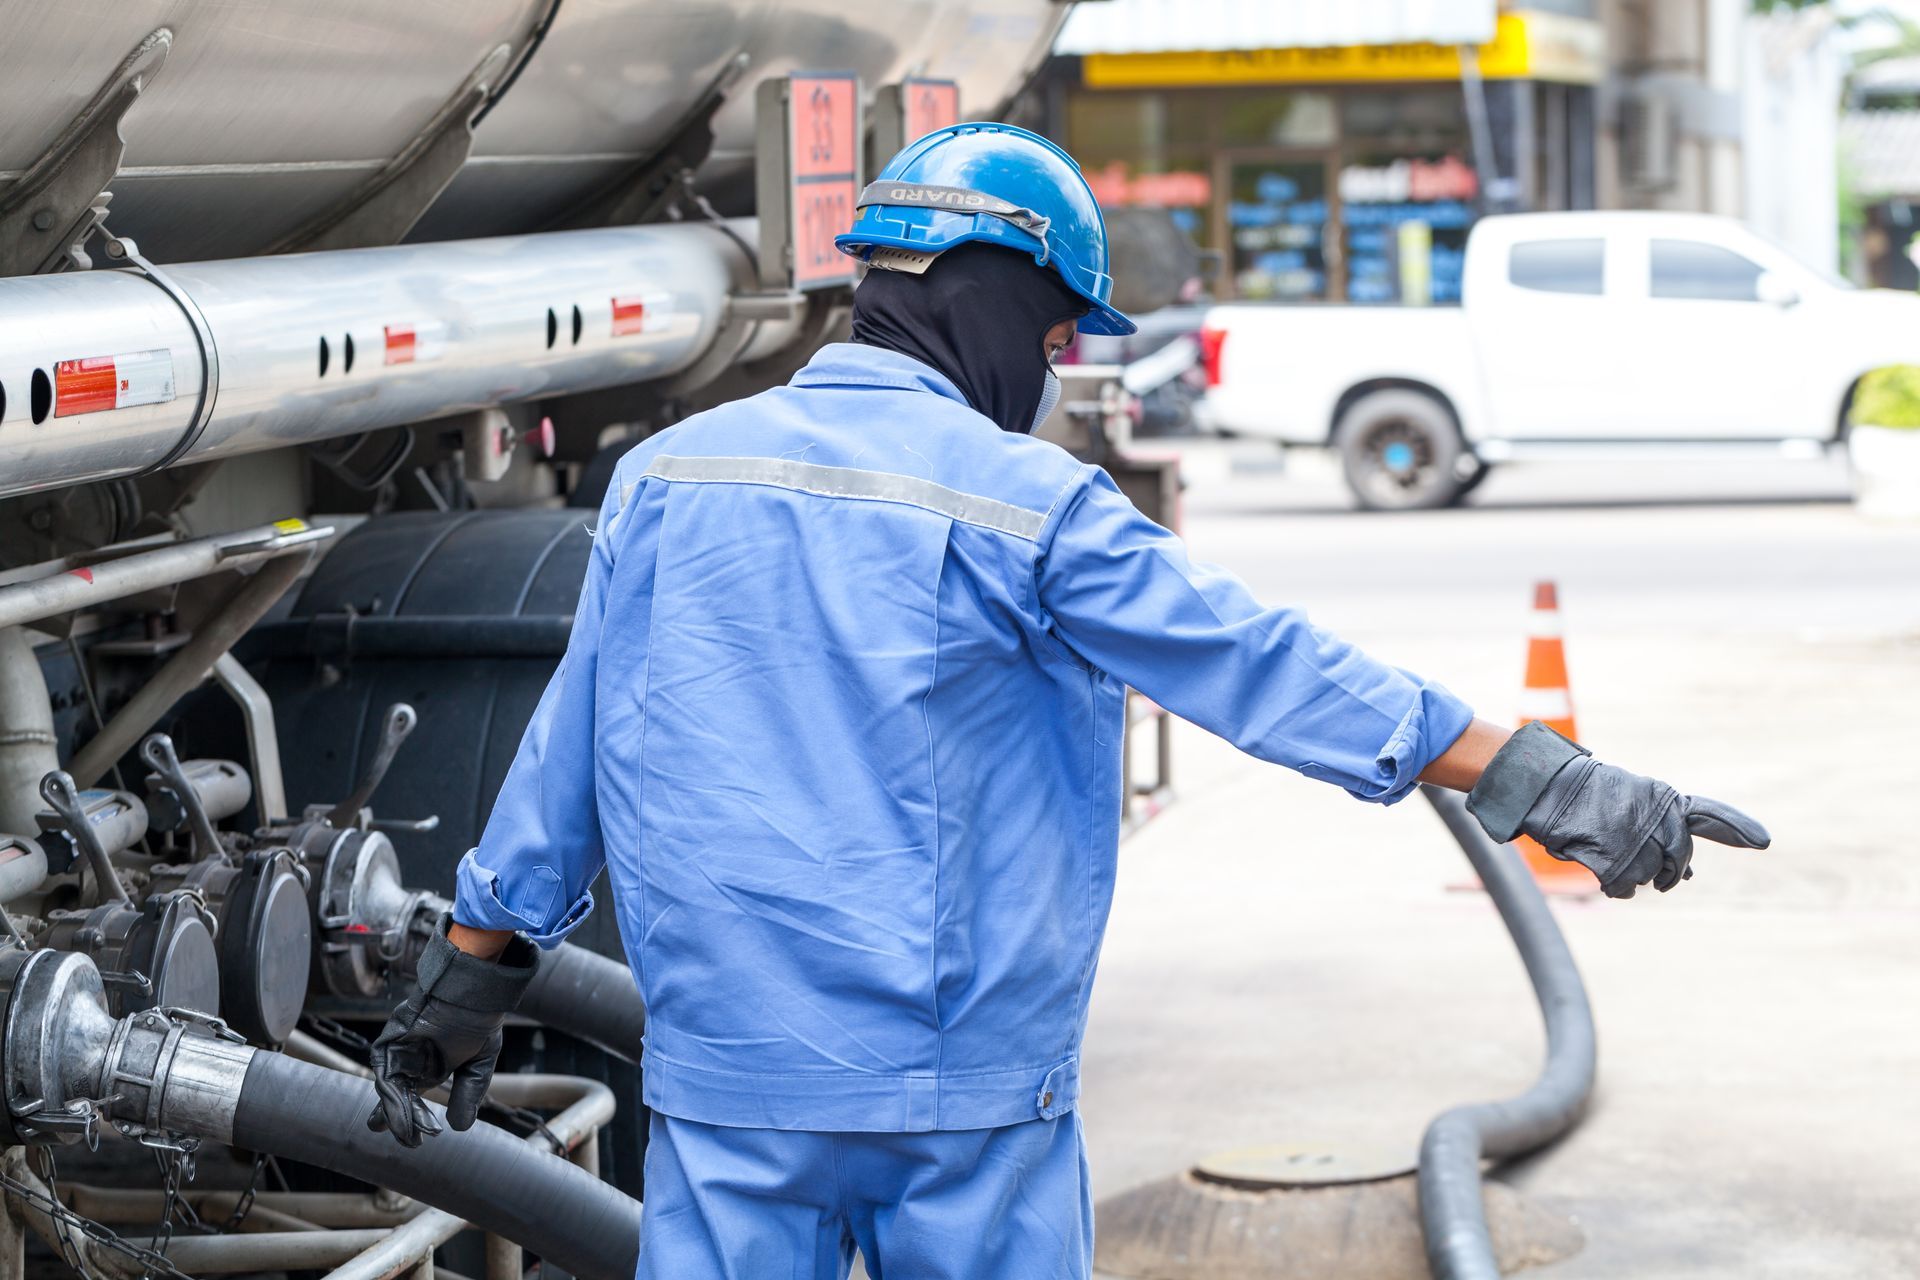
1080, 447, 1920, 1276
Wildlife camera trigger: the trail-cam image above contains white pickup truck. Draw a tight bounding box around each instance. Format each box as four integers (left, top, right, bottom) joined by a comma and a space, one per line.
1198, 210, 1920, 508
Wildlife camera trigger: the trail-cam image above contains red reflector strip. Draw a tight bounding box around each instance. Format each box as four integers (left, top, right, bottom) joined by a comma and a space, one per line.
384, 324, 417, 365
611, 297, 646, 336
54, 358, 118, 417
1198, 326, 1227, 388
53, 349, 176, 418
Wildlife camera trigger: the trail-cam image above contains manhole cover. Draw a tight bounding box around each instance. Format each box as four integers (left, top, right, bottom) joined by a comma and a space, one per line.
1193, 1140, 1417, 1189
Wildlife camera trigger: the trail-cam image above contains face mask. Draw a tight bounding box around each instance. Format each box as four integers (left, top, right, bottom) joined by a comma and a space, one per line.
1029, 367, 1061, 434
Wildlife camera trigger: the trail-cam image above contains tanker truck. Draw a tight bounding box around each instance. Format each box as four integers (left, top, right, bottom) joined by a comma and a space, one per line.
0, 5, 1077, 1277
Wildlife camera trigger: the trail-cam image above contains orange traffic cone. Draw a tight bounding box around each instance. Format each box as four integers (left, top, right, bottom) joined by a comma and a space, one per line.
1515, 582, 1600, 895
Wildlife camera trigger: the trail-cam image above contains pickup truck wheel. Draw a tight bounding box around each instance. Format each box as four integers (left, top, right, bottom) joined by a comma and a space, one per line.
1334, 390, 1467, 511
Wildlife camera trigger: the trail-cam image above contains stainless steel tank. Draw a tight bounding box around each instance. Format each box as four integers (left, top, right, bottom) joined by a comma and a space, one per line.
0, 0, 1067, 263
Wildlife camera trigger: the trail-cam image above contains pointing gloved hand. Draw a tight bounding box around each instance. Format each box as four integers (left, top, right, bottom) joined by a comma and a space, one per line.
368, 912, 539, 1146
1466, 721, 1771, 899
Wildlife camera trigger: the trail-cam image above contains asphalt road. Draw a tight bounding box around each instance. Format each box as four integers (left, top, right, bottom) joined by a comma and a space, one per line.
1078, 446, 1920, 1278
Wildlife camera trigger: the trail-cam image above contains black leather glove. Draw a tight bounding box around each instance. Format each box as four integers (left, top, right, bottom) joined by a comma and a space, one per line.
1466, 721, 1771, 899
367, 913, 539, 1147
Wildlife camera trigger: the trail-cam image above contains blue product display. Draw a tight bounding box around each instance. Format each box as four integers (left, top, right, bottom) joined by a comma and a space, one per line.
1255, 172, 1300, 203
1229, 201, 1284, 228
1253, 249, 1308, 274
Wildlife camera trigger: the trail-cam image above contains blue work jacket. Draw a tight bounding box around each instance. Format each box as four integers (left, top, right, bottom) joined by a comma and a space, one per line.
453, 342, 1475, 1132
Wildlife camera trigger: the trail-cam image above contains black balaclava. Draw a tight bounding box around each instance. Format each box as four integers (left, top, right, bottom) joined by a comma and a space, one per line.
850, 241, 1089, 433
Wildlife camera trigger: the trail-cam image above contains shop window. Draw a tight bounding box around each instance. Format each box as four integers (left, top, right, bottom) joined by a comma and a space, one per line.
1341, 88, 1467, 150
1066, 91, 1210, 167
1509, 238, 1604, 295
1341, 151, 1478, 303
1649, 239, 1763, 301
1227, 161, 1329, 301
1079, 149, 1214, 246
1218, 92, 1336, 147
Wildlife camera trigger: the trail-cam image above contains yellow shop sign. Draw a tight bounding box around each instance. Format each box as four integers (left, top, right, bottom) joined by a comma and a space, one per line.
1081, 11, 1604, 90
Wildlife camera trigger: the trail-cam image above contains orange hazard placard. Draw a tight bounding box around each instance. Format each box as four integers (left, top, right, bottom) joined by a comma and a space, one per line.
904, 80, 960, 143
788, 73, 860, 290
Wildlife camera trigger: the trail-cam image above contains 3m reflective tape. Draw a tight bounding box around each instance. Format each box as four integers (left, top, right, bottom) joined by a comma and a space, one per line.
641, 454, 1050, 540
53, 349, 177, 418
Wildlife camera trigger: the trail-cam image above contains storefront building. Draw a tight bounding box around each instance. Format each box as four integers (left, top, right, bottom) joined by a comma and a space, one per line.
1043, 2, 1605, 304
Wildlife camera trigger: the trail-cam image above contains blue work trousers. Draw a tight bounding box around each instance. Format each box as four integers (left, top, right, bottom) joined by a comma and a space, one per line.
634, 1111, 1092, 1279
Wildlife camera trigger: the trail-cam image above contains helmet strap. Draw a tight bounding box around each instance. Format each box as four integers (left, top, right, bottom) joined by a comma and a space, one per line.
854, 182, 1053, 241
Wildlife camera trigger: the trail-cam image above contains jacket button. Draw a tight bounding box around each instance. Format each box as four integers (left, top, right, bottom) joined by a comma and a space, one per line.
1041, 1091, 1054, 1108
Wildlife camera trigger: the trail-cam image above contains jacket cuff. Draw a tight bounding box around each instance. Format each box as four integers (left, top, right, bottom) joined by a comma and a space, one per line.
1349, 684, 1477, 805
453, 849, 597, 949
1465, 720, 1590, 842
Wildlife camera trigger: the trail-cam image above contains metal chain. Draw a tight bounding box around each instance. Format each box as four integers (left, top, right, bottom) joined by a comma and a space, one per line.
149, 1141, 203, 1254
481, 1097, 567, 1158
300, 1012, 374, 1056
218, 1152, 267, 1232
3, 1149, 199, 1280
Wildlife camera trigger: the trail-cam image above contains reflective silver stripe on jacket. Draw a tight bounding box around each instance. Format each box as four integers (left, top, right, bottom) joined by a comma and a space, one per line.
625, 456, 1050, 541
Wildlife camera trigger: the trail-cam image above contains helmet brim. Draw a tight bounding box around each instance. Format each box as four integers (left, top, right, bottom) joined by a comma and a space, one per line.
1077, 299, 1137, 337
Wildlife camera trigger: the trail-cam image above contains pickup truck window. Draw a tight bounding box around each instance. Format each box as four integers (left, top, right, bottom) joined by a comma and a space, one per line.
1650, 239, 1763, 301
1508, 238, 1604, 296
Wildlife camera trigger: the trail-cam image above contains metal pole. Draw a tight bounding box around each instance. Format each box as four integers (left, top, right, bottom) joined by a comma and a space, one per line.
1457, 46, 1513, 215
211, 652, 288, 821
62, 1186, 325, 1234
67, 546, 315, 789
0, 522, 329, 631
484, 1233, 522, 1280
0, 1156, 24, 1280
140, 1230, 391, 1272
1415, 786, 1597, 1280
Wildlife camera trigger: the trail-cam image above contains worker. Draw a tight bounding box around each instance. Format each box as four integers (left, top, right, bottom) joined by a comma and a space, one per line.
367, 124, 1769, 1278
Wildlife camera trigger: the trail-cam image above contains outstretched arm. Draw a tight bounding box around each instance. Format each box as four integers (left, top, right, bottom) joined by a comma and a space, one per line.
1417, 717, 1512, 791
1034, 466, 1476, 804
1034, 468, 1769, 895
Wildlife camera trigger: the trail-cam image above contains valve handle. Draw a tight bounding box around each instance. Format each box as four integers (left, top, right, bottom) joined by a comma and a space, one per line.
140, 733, 224, 861
327, 702, 417, 828
38, 771, 131, 904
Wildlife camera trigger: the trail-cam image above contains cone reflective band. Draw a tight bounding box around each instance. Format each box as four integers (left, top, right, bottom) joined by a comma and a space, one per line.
1521, 581, 1578, 739
1514, 580, 1595, 894
53, 350, 178, 418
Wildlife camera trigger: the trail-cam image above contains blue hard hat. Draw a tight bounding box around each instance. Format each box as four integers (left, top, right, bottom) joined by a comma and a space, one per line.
836, 122, 1136, 336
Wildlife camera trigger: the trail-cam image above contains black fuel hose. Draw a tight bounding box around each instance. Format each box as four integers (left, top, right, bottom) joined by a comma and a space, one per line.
230, 1052, 641, 1280
520, 940, 647, 1062
1416, 785, 1597, 1280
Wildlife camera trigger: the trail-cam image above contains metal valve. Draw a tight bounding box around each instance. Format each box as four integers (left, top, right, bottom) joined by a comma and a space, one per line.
35, 770, 138, 904
326, 701, 418, 829
141, 733, 250, 860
